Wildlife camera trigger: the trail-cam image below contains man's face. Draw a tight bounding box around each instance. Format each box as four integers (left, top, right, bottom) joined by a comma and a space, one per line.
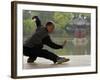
47, 25, 54, 33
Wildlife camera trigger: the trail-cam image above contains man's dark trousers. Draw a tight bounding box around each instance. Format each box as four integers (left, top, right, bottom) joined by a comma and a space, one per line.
23, 46, 58, 62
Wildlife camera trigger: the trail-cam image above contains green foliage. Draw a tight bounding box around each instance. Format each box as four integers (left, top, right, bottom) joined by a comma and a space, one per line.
53, 12, 72, 29
23, 19, 36, 35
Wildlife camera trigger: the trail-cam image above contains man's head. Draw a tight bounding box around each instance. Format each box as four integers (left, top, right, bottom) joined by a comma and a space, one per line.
45, 21, 55, 33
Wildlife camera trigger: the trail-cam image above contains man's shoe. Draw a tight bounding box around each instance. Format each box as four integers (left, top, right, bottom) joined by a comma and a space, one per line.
27, 57, 36, 63
56, 57, 70, 64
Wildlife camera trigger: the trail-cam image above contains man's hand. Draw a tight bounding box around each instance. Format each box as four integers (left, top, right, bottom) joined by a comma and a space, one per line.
62, 40, 67, 47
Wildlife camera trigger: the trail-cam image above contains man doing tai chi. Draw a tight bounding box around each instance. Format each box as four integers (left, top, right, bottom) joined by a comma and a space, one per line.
23, 16, 70, 64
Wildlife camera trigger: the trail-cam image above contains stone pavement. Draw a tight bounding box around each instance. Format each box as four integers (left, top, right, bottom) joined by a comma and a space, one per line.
23, 55, 91, 69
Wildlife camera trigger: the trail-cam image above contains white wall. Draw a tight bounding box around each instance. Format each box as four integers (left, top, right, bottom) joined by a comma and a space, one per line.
0, 0, 100, 80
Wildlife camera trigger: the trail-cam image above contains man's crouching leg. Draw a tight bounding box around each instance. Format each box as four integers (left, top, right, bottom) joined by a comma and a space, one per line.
40, 49, 70, 64
23, 46, 37, 63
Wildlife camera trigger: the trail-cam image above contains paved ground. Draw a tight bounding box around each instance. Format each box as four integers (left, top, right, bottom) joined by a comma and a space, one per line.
23, 55, 91, 69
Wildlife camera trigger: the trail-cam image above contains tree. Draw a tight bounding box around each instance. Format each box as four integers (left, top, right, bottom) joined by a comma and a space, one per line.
53, 12, 72, 29
23, 19, 36, 35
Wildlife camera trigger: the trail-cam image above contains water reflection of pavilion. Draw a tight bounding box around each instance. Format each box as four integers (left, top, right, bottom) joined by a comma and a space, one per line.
65, 14, 90, 55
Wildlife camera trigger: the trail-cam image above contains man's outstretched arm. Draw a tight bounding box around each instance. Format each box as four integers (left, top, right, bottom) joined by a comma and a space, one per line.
42, 36, 63, 49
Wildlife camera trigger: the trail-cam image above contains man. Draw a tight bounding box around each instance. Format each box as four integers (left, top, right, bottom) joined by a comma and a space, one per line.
23, 16, 69, 64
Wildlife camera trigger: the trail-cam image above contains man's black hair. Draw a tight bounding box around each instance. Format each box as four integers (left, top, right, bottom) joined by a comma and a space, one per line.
45, 21, 55, 27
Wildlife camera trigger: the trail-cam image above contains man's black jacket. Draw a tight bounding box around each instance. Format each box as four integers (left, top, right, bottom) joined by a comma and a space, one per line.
24, 16, 63, 49
24, 27, 63, 49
